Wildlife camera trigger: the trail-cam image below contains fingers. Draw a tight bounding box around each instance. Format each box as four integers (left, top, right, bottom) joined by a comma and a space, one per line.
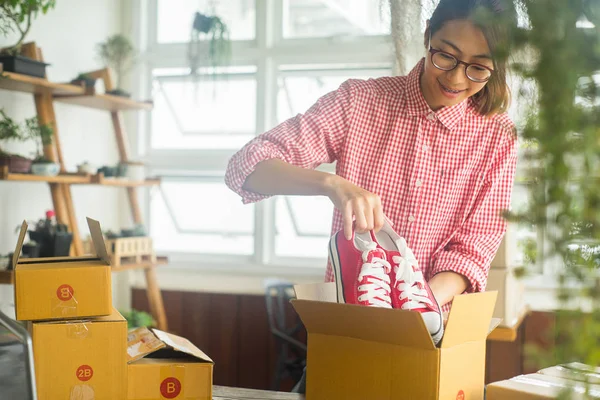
342, 202, 354, 240
353, 201, 369, 234
373, 199, 385, 232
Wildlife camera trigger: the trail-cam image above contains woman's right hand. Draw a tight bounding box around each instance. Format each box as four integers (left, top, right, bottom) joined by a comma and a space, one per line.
324, 175, 385, 240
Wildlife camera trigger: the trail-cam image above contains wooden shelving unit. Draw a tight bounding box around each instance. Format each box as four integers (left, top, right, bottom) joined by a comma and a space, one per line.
54, 93, 153, 111
0, 43, 168, 330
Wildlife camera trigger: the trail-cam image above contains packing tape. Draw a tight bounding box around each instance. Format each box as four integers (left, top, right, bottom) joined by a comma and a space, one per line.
69, 384, 95, 400
66, 321, 90, 340
159, 365, 186, 399
51, 286, 79, 318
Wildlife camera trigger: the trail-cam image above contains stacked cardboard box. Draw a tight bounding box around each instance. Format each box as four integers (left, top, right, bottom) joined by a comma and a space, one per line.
14, 217, 126, 399
487, 362, 600, 399
487, 226, 528, 327
13, 217, 214, 399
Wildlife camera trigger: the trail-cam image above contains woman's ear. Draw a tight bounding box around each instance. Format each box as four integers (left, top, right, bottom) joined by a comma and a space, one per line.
423, 20, 431, 49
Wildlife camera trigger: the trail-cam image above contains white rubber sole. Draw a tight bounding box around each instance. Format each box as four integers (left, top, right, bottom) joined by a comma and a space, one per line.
329, 233, 345, 304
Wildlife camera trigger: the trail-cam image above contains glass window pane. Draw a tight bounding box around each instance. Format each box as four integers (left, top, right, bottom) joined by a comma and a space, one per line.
151, 180, 254, 255
151, 68, 256, 150
157, 0, 256, 43
277, 66, 390, 122
283, 0, 390, 38
275, 195, 333, 258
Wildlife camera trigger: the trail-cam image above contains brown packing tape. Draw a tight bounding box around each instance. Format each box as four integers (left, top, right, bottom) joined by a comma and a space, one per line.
69, 384, 95, 400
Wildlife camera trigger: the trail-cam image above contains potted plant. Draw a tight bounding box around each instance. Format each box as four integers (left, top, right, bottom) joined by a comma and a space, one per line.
188, 11, 231, 79
0, 109, 32, 173
26, 117, 57, 176
96, 34, 136, 97
70, 73, 97, 93
0, 0, 56, 77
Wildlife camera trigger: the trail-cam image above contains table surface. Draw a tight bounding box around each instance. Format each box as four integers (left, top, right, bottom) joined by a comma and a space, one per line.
213, 386, 304, 400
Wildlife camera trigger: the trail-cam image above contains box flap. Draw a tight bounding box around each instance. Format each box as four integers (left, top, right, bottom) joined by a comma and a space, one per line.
35, 308, 124, 325
441, 291, 497, 348
294, 282, 337, 302
127, 327, 166, 363
86, 217, 110, 264
488, 318, 503, 334
152, 329, 213, 363
12, 220, 28, 270
291, 299, 436, 350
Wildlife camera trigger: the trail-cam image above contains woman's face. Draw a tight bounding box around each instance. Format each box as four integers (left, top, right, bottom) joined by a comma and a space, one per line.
420, 19, 494, 111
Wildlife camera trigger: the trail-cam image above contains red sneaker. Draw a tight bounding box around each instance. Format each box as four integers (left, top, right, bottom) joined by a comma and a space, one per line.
371, 222, 444, 345
329, 230, 392, 308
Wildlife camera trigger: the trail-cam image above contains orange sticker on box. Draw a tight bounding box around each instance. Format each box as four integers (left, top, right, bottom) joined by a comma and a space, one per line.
57, 284, 74, 301
456, 389, 465, 400
76, 365, 93, 382
160, 377, 182, 398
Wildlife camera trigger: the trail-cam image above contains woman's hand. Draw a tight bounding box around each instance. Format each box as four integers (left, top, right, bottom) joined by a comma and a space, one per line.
324, 175, 384, 240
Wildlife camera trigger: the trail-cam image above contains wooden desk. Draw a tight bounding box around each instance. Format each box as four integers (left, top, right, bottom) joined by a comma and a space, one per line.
213, 386, 304, 400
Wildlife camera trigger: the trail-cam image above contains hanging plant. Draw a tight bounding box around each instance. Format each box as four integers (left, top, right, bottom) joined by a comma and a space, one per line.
188, 11, 231, 80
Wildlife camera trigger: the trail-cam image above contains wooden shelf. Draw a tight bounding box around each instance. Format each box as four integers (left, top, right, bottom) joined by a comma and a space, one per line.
0, 72, 84, 96
89, 174, 160, 187
0, 171, 91, 184
0, 269, 13, 285
111, 256, 168, 272
53, 93, 153, 111
488, 309, 529, 342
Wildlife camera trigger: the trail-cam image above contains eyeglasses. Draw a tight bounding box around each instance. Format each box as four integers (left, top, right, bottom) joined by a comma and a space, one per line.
428, 46, 495, 83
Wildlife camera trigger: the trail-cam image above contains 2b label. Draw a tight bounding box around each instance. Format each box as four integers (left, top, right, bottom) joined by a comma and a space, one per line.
76, 365, 93, 382
57, 284, 74, 301
160, 377, 182, 398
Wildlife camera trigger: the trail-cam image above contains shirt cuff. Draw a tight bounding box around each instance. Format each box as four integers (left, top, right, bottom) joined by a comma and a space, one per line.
225, 142, 284, 204
429, 250, 489, 294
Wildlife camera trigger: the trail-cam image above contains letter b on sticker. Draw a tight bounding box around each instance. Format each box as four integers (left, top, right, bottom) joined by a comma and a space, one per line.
57, 284, 74, 301
160, 377, 181, 398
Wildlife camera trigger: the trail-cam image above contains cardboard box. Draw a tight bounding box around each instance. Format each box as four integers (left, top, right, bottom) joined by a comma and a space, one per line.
127, 327, 213, 400
487, 371, 600, 399
486, 268, 526, 327
14, 217, 112, 321
292, 283, 500, 400
31, 308, 127, 400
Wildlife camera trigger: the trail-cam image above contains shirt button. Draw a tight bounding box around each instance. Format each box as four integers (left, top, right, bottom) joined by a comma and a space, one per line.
408, 215, 416, 222
415, 179, 422, 188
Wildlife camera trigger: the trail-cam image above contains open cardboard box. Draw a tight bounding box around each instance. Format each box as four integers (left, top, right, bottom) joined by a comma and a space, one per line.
292, 282, 501, 400
13, 217, 112, 321
127, 327, 214, 400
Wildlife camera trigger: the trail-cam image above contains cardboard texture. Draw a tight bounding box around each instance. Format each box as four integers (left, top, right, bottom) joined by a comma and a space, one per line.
487, 371, 600, 399
31, 308, 127, 400
486, 268, 526, 327
127, 327, 213, 400
292, 284, 498, 400
14, 217, 112, 321
490, 225, 522, 269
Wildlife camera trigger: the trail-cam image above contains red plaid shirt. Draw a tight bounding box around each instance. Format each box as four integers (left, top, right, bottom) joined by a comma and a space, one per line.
226, 59, 518, 295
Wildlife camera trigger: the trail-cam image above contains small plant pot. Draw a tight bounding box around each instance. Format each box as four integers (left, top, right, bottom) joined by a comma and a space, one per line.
0, 154, 32, 173
31, 162, 60, 176
71, 78, 97, 93
106, 88, 131, 98
0, 55, 49, 78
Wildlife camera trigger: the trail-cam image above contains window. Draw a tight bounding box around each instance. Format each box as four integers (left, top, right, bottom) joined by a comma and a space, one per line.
138, 1, 403, 268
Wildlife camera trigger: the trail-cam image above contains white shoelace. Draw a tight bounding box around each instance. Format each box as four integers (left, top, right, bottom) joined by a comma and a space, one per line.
355, 239, 392, 308
392, 238, 433, 310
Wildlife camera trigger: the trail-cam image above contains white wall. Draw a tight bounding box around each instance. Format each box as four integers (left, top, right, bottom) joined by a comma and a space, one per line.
0, 0, 132, 314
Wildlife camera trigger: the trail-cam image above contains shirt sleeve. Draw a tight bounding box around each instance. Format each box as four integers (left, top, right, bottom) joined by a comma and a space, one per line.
224, 79, 355, 204
429, 124, 518, 293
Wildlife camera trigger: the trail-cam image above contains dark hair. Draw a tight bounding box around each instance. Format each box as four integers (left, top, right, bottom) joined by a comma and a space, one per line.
425, 0, 517, 116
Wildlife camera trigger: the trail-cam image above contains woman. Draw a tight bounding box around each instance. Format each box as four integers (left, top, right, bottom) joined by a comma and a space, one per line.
226, 0, 517, 388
